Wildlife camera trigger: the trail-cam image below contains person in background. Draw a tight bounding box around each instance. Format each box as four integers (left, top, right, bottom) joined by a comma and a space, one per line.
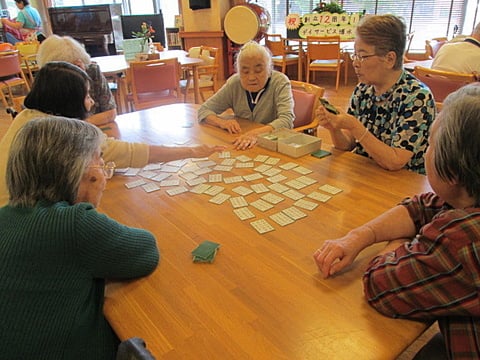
313, 83, 480, 359
197, 40, 294, 150
316, 14, 435, 174
37, 35, 117, 126
431, 22, 480, 75
1, 0, 44, 44
0, 116, 159, 359
0, 61, 225, 206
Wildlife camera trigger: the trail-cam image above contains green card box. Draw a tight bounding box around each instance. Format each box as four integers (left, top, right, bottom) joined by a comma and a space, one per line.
278, 133, 322, 158
123, 38, 144, 61
257, 129, 299, 152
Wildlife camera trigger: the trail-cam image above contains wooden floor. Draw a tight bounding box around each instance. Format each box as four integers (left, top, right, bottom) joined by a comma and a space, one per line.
0, 78, 438, 359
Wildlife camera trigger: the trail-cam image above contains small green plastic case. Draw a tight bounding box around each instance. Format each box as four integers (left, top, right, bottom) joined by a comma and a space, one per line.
319, 98, 340, 115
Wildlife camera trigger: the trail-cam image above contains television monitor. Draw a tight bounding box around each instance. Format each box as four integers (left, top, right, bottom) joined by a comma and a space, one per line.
49, 5, 113, 35
121, 13, 165, 47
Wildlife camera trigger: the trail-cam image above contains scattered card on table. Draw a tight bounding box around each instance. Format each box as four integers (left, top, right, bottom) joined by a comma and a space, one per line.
318, 184, 343, 195
292, 166, 312, 175
282, 206, 307, 220
192, 240, 220, 263
233, 207, 255, 220
270, 212, 295, 226
250, 219, 275, 234
142, 182, 161, 193
125, 179, 147, 189
308, 191, 332, 202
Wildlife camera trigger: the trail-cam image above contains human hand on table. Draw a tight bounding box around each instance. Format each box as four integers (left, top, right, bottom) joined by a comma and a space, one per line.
191, 144, 227, 158
232, 132, 258, 150
313, 234, 367, 279
218, 119, 242, 134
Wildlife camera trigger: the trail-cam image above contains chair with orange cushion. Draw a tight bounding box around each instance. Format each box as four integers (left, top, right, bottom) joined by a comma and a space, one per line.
0, 50, 30, 109
291, 80, 325, 136
127, 58, 181, 111
414, 65, 476, 111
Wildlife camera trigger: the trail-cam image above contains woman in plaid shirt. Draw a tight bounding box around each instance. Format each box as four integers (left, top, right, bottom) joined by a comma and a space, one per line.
313, 83, 480, 359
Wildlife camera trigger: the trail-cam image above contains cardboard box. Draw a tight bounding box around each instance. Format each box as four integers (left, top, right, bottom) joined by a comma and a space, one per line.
278, 133, 322, 158
257, 129, 299, 151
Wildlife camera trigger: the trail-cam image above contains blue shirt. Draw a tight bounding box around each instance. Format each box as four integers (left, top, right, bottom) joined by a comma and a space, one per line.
348, 70, 435, 174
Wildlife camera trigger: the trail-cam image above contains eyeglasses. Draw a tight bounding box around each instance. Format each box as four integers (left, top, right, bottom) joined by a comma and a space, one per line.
89, 161, 116, 179
350, 53, 377, 62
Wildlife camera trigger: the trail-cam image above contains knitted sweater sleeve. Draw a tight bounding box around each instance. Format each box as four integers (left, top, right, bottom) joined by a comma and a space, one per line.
74, 203, 159, 279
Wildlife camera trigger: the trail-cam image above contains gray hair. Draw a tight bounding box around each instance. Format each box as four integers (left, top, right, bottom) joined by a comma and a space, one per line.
7, 116, 103, 207
235, 40, 273, 74
433, 83, 480, 204
37, 35, 91, 68
355, 14, 406, 70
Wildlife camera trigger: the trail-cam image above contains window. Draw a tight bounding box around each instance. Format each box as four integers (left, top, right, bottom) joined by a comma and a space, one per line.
259, 0, 477, 50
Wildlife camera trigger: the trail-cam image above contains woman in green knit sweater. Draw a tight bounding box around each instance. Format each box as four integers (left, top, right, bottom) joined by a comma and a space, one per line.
0, 117, 159, 359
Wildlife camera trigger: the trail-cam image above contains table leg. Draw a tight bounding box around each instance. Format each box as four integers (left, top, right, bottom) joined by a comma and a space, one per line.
298, 46, 304, 81
192, 66, 200, 104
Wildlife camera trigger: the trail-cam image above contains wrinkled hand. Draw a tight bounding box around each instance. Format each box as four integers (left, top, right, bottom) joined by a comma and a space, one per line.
316, 105, 336, 130
233, 133, 257, 150
219, 119, 241, 134
191, 144, 227, 158
313, 236, 364, 278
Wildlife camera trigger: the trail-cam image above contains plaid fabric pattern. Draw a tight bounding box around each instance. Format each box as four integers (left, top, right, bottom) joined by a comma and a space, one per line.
363, 192, 480, 359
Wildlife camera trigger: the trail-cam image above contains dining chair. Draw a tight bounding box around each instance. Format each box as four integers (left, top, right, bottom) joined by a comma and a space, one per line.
291, 80, 325, 136
179, 45, 220, 102
414, 65, 476, 111
14, 40, 40, 86
0, 51, 31, 109
265, 33, 300, 79
305, 35, 347, 91
127, 57, 181, 111
424, 37, 448, 59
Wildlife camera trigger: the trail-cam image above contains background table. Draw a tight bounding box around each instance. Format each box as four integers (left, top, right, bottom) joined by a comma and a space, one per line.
101, 104, 432, 359
92, 51, 204, 111
404, 59, 433, 72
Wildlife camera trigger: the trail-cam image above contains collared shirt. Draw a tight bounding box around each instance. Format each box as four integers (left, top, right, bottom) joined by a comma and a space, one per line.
348, 70, 435, 174
363, 192, 480, 359
432, 37, 480, 74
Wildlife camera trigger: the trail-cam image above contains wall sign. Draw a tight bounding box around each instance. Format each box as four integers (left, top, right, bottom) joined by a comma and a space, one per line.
286, 12, 362, 39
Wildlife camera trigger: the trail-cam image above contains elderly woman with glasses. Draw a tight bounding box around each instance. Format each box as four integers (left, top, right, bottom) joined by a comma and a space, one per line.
316, 14, 435, 174
0, 116, 159, 359
0, 61, 225, 206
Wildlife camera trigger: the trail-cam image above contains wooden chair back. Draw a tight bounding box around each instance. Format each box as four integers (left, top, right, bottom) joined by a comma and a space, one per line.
181, 45, 220, 102
0, 51, 30, 108
265, 33, 300, 79
14, 41, 40, 85
290, 80, 325, 136
265, 34, 286, 56
128, 58, 181, 111
305, 36, 346, 90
